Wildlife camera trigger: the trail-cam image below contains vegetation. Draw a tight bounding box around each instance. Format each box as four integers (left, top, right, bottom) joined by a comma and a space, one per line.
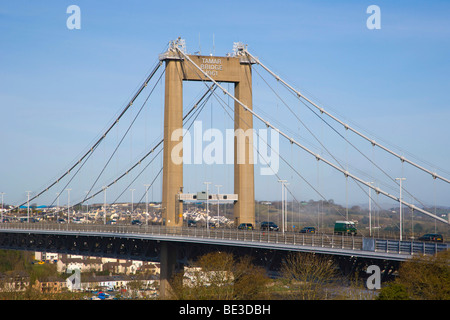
279, 252, 337, 300
378, 250, 450, 300
168, 252, 270, 300
0, 250, 61, 282
0, 246, 449, 300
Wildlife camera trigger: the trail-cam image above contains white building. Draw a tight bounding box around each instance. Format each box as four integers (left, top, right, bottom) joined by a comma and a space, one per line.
35, 252, 59, 262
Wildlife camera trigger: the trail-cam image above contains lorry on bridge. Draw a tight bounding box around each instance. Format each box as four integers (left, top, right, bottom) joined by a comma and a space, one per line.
334, 221, 357, 236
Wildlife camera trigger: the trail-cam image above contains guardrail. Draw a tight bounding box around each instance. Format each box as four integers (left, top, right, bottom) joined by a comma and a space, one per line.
0, 222, 447, 257
373, 239, 448, 256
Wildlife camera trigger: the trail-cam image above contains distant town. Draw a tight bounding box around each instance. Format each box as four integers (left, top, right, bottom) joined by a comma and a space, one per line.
0, 199, 448, 238
0, 200, 235, 227
0, 251, 160, 299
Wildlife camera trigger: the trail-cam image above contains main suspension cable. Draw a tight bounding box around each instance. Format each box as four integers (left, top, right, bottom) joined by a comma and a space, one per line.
7, 60, 163, 213
49, 84, 217, 217
253, 65, 429, 214
175, 47, 448, 225
245, 50, 450, 185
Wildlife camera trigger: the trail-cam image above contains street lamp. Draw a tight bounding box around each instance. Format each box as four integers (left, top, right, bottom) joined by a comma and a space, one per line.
85, 191, 89, 214
144, 184, 151, 226
395, 178, 406, 241
278, 180, 287, 234
1, 192, 5, 223
368, 181, 374, 237
204, 182, 211, 231
26, 191, 31, 223
215, 184, 222, 225
103, 186, 108, 224
66, 189, 72, 224
130, 189, 135, 215
285, 183, 290, 231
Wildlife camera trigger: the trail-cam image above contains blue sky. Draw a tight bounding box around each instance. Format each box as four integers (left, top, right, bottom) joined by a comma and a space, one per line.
1, 0, 450, 210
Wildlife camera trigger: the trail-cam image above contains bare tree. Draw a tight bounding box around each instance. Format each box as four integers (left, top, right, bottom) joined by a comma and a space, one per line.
169, 251, 269, 300
281, 252, 337, 300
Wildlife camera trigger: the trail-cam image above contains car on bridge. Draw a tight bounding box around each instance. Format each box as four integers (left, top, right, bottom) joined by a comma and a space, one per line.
238, 223, 254, 230
131, 219, 143, 226
300, 226, 316, 234
207, 222, 216, 229
418, 233, 443, 243
260, 221, 279, 231
187, 219, 197, 227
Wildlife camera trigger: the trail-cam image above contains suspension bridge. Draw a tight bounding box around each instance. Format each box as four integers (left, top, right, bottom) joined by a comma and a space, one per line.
0, 38, 448, 297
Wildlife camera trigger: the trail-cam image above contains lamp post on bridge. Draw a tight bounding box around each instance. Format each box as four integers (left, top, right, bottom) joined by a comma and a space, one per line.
66, 189, 72, 224
130, 189, 135, 216
215, 184, 222, 226
204, 182, 211, 231
284, 182, 289, 231
144, 184, 150, 226
26, 191, 31, 223
85, 191, 89, 215
396, 178, 406, 241
368, 181, 374, 237
278, 180, 287, 234
1, 192, 5, 223
103, 186, 108, 225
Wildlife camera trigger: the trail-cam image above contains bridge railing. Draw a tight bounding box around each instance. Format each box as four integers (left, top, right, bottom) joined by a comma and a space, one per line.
373, 238, 448, 256
0, 222, 447, 257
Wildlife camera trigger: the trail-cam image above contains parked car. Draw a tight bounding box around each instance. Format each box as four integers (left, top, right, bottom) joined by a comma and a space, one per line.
418, 233, 443, 243
238, 223, 254, 230
260, 221, 279, 231
131, 219, 143, 226
334, 221, 357, 235
300, 226, 316, 234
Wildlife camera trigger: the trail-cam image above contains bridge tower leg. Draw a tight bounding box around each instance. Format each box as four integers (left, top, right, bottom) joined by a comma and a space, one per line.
159, 241, 178, 299
162, 58, 184, 227
234, 60, 255, 226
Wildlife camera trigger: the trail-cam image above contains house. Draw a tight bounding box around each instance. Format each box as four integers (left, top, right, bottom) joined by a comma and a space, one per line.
56, 255, 103, 273
76, 275, 159, 292
35, 252, 59, 263
0, 272, 30, 292
139, 262, 160, 275
103, 261, 137, 275
34, 277, 67, 293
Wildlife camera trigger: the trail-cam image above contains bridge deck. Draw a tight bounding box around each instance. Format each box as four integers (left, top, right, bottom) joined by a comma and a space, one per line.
0, 223, 447, 261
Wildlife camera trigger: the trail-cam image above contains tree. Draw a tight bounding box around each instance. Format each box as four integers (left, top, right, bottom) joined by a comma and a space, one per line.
169, 251, 269, 300
280, 252, 337, 300
377, 282, 409, 300
378, 250, 450, 300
